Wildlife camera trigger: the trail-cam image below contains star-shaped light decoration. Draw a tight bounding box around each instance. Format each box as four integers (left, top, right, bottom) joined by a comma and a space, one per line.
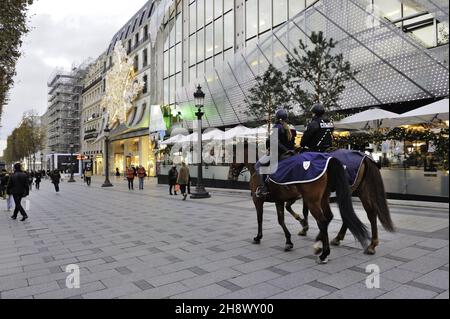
100, 42, 144, 128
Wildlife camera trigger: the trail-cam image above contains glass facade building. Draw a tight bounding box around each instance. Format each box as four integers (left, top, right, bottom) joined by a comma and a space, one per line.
98, 0, 448, 196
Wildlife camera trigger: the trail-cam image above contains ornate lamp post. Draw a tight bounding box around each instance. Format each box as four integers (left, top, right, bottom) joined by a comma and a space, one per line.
40, 152, 43, 171
68, 143, 76, 182
102, 124, 113, 187
190, 85, 210, 199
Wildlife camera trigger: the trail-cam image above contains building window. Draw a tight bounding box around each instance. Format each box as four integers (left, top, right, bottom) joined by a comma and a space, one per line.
135, 33, 139, 47
143, 49, 148, 67
224, 11, 234, 49
274, 0, 287, 26
259, 0, 271, 33
205, 23, 213, 59
134, 55, 139, 72
214, 17, 223, 54
224, 0, 233, 12
215, 0, 223, 18
197, 0, 205, 30
170, 47, 175, 74
176, 43, 182, 73
144, 25, 149, 41
127, 39, 132, 53
197, 28, 204, 62
190, 34, 197, 66
176, 14, 182, 43
205, 0, 213, 25
143, 75, 148, 93
190, 2, 197, 35
246, 0, 258, 40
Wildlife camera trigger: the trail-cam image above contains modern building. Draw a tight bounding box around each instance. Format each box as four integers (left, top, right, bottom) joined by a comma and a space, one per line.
98, 0, 448, 197
81, 53, 107, 175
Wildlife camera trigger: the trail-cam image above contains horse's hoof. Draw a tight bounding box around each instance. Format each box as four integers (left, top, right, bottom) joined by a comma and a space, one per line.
364, 247, 376, 255
253, 237, 261, 244
316, 256, 328, 264
284, 244, 294, 252
313, 241, 323, 255
330, 238, 341, 246
298, 229, 308, 237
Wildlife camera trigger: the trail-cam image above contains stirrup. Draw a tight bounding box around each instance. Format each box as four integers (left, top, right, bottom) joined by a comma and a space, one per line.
255, 186, 269, 198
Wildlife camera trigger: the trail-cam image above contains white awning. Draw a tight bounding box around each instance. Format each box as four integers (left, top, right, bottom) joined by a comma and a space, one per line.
388, 99, 449, 126
334, 108, 400, 130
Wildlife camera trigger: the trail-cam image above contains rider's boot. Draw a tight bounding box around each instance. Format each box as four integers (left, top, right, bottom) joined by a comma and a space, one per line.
255, 172, 269, 198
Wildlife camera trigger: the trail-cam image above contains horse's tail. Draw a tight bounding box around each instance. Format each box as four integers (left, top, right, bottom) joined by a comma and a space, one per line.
364, 158, 395, 232
328, 158, 369, 248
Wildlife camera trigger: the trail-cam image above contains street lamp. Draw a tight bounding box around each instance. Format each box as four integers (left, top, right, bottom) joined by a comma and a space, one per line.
102, 124, 113, 187
40, 152, 43, 171
190, 85, 210, 199
68, 143, 76, 182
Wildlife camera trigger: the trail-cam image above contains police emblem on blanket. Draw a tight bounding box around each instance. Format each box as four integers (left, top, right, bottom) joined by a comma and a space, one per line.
268, 152, 332, 185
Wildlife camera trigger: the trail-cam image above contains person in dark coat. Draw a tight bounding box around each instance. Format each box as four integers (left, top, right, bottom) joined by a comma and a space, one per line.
300, 103, 334, 152
6, 163, 29, 221
0, 169, 7, 198
50, 169, 61, 193
34, 171, 42, 190
168, 165, 178, 195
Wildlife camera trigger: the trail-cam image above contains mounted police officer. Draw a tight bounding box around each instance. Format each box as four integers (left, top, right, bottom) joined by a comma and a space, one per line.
301, 103, 334, 152
255, 109, 297, 198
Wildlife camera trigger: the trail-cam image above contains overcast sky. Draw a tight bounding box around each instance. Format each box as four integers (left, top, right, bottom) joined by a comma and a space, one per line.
0, 0, 149, 156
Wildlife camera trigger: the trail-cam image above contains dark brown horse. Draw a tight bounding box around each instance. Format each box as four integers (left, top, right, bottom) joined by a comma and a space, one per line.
230, 150, 395, 255
231, 154, 370, 264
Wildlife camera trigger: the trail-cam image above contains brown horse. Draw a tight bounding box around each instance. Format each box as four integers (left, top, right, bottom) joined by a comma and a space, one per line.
230, 151, 395, 255
232, 155, 370, 264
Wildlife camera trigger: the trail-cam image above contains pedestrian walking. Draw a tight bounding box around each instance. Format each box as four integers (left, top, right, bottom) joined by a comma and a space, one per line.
0, 169, 7, 198
50, 169, 61, 193
2, 171, 13, 211
126, 166, 135, 190
27, 171, 33, 191
84, 168, 92, 186
177, 162, 190, 200
137, 165, 147, 190
34, 171, 42, 190
115, 167, 121, 177
168, 165, 178, 195
6, 163, 29, 221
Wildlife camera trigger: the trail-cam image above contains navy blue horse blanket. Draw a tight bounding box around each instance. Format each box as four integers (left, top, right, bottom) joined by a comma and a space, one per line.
268, 149, 371, 186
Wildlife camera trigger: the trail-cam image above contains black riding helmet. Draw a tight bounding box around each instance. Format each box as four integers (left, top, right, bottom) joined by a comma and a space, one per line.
311, 103, 325, 116
275, 109, 288, 121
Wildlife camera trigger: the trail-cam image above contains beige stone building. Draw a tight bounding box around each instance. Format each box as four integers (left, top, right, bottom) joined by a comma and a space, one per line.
81, 53, 107, 175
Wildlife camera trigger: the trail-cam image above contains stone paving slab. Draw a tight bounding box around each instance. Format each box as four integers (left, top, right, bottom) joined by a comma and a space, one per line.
0, 178, 447, 299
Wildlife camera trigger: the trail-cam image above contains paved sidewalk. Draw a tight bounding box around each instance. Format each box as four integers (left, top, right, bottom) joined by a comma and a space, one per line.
0, 176, 448, 299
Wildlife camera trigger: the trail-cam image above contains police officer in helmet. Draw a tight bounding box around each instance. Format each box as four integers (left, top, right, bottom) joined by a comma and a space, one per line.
255, 109, 297, 198
300, 103, 334, 152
